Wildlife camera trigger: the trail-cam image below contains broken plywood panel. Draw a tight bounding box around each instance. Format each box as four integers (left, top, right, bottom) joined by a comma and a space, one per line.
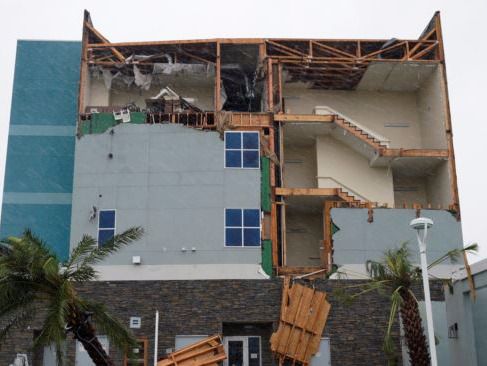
157, 335, 226, 366
270, 278, 331, 365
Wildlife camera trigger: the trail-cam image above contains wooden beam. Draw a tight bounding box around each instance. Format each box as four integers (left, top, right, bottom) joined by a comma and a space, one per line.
277, 62, 283, 113
273, 114, 334, 122
311, 40, 356, 59
378, 149, 449, 158
267, 58, 274, 112
84, 22, 125, 62
266, 40, 308, 57
275, 188, 338, 196
322, 201, 333, 271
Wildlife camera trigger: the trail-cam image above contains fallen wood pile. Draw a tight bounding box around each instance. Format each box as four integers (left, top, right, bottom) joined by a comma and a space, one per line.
270, 278, 331, 365
157, 335, 226, 366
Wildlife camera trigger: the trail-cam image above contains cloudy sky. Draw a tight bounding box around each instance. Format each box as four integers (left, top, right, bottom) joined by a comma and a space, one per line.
0, 0, 486, 262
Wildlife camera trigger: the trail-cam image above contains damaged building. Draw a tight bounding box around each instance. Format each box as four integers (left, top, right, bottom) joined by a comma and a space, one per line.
0, 10, 465, 365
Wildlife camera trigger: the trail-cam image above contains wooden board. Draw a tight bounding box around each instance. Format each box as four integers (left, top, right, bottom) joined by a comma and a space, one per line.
270, 279, 331, 365
157, 335, 226, 366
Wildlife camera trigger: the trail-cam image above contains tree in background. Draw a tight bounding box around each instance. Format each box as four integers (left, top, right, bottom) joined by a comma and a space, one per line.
335, 242, 477, 366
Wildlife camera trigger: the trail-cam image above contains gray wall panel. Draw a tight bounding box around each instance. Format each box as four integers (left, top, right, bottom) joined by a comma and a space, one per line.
70, 124, 261, 265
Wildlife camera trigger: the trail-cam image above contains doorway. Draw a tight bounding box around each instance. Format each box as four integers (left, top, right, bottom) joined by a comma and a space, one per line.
224, 336, 262, 366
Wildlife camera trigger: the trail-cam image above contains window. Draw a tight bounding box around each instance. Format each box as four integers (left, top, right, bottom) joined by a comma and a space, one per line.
225, 209, 260, 247
175, 335, 208, 350
223, 336, 261, 366
225, 131, 260, 169
98, 210, 115, 246
124, 338, 148, 366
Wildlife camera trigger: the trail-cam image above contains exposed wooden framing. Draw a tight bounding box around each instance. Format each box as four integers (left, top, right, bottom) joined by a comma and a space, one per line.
277, 62, 283, 113
176, 48, 215, 64
410, 42, 439, 60
311, 40, 356, 59
322, 201, 333, 271
271, 202, 279, 268
281, 197, 287, 266
273, 114, 334, 122
436, 13, 460, 215
267, 58, 274, 111
275, 187, 338, 197
77, 11, 90, 119
378, 149, 449, 158
267, 40, 309, 57
84, 22, 125, 62
214, 42, 221, 111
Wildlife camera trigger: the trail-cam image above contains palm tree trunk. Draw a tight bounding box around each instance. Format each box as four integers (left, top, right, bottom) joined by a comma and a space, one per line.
399, 289, 430, 366
69, 310, 114, 366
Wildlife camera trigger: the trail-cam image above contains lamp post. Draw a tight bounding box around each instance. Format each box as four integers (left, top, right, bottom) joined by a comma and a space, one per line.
410, 217, 437, 366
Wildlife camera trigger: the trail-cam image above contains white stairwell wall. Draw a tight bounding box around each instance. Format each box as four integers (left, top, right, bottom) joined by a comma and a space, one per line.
316, 136, 394, 206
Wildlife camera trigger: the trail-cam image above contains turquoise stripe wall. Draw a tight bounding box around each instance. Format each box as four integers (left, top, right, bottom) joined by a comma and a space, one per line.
0, 40, 81, 260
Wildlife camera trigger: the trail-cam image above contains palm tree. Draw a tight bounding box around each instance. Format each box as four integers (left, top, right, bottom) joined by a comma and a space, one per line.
0, 227, 144, 365
336, 242, 477, 365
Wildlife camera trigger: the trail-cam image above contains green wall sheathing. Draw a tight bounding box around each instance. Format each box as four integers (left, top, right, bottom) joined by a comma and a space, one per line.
262, 239, 273, 276
80, 112, 146, 135
261, 157, 271, 212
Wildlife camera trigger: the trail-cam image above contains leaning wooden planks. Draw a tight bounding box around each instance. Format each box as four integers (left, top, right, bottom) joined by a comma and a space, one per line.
270, 278, 331, 365
157, 335, 226, 366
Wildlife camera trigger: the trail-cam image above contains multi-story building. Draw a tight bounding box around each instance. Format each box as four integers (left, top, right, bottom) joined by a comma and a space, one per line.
0, 10, 465, 365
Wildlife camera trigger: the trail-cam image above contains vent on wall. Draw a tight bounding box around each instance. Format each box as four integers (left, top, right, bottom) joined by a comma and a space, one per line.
130, 317, 141, 329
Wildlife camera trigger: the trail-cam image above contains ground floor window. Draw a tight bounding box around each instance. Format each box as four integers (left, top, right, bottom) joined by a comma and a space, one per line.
175, 335, 208, 351
224, 336, 261, 366
124, 338, 149, 366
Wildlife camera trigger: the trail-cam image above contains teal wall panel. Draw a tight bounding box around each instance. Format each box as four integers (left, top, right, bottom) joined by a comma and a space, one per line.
0, 40, 81, 261
0, 204, 72, 260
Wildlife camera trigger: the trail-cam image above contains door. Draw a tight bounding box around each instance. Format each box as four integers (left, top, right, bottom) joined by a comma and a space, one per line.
224, 336, 261, 366
310, 338, 331, 366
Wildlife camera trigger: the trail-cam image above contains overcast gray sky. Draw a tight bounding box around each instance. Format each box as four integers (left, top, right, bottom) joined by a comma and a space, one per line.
0, 0, 486, 262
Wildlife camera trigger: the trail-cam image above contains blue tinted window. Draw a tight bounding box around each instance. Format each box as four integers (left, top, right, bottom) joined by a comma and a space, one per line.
243, 209, 260, 227
244, 229, 260, 246
226, 209, 242, 227
225, 228, 242, 246
243, 150, 259, 168
243, 132, 259, 149
98, 229, 114, 246
225, 150, 241, 168
98, 210, 115, 247
225, 208, 260, 247
225, 132, 241, 149
99, 210, 115, 228
224, 131, 259, 169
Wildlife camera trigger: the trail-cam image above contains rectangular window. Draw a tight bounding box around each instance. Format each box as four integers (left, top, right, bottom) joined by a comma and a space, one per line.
225, 209, 260, 247
98, 210, 115, 246
124, 338, 148, 366
225, 131, 260, 169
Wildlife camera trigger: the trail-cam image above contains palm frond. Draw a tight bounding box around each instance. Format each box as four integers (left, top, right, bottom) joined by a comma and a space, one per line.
33, 282, 70, 350
79, 227, 144, 267
65, 235, 98, 270
81, 300, 138, 354
428, 243, 478, 269
69, 264, 98, 282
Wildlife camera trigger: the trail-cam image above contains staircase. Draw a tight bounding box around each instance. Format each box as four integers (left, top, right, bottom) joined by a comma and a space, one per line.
334, 116, 389, 150
335, 187, 369, 207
